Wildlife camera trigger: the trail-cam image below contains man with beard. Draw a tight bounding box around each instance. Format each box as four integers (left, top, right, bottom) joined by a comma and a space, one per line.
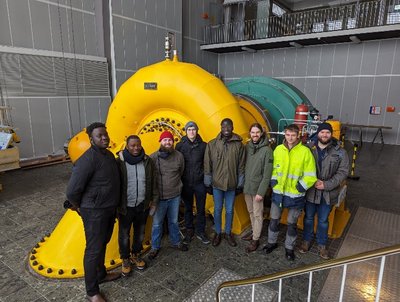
176, 121, 210, 245
117, 135, 158, 276
204, 118, 245, 247
66, 122, 120, 302
242, 123, 273, 253
299, 122, 349, 259
148, 130, 188, 259
264, 124, 317, 261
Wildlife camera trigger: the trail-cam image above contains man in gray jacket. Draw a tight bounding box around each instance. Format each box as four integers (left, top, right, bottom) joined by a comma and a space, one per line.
299, 123, 349, 259
242, 123, 273, 253
149, 130, 188, 259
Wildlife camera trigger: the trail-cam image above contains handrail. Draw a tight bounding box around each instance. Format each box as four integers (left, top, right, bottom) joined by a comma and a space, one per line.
203, 0, 396, 45
216, 244, 400, 301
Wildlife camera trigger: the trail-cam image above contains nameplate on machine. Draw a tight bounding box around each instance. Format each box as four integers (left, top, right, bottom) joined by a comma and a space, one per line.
144, 82, 157, 90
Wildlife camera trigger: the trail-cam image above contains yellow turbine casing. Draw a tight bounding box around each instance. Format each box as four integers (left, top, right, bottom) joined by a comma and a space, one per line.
29, 58, 269, 278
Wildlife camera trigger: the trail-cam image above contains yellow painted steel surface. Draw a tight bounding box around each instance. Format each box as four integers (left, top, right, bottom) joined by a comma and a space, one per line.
326, 120, 341, 140
29, 58, 266, 279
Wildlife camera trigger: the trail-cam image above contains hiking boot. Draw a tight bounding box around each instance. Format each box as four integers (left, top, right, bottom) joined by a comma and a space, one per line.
299, 241, 310, 254
196, 232, 211, 245
174, 242, 189, 252
121, 258, 131, 276
212, 233, 222, 247
183, 229, 194, 244
148, 249, 159, 260
263, 243, 278, 254
225, 233, 237, 247
241, 232, 253, 241
246, 240, 259, 253
318, 245, 330, 260
130, 253, 146, 270
285, 248, 295, 261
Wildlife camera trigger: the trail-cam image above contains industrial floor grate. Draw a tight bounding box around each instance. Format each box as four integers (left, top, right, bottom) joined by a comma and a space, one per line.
318, 207, 400, 301
183, 268, 277, 302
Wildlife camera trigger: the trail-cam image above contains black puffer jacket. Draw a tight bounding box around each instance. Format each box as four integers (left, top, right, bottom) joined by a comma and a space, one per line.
176, 134, 206, 188
66, 145, 120, 209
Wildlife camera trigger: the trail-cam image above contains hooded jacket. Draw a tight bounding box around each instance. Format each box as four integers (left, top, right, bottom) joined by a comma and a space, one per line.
306, 138, 349, 205
116, 150, 159, 215
176, 134, 206, 188
204, 132, 245, 191
243, 136, 273, 197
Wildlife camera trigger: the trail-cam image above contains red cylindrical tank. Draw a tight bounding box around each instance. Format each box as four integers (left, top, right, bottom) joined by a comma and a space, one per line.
294, 104, 309, 134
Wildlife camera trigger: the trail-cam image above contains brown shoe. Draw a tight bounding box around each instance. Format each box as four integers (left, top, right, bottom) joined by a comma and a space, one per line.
318, 245, 330, 260
246, 240, 259, 253
148, 249, 159, 260
299, 241, 310, 254
241, 232, 253, 241
98, 272, 121, 284
121, 258, 131, 276
130, 254, 146, 270
226, 233, 237, 247
86, 294, 106, 302
212, 233, 222, 247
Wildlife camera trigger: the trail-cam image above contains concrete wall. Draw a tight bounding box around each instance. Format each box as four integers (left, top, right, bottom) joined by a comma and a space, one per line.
218, 39, 400, 145
0, 0, 110, 159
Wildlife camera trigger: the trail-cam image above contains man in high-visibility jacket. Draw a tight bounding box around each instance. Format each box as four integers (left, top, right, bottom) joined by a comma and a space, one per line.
264, 124, 317, 261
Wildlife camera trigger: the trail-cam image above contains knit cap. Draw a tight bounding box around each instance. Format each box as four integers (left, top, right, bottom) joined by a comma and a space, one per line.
317, 122, 333, 134
159, 130, 174, 142
184, 121, 199, 132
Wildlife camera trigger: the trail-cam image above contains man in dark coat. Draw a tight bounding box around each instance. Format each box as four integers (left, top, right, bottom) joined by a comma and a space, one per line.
176, 121, 210, 245
117, 135, 158, 275
66, 122, 121, 302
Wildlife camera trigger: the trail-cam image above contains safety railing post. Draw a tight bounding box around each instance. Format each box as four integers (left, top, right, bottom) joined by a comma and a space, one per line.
375, 256, 386, 302
348, 143, 360, 180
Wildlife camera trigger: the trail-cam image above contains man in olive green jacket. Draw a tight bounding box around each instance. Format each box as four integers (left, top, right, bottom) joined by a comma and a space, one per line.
204, 118, 245, 247
243, 123, 273, 253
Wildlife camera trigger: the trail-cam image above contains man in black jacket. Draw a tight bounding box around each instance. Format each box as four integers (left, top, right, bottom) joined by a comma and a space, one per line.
176, 121, 210, 245
66, 122, 121, 302
117, 135, 158, 275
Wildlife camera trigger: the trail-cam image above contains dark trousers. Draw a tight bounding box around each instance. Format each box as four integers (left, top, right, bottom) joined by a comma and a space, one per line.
80, 207, 116, 297
181, 183, 206, 234
118, 203, 149, 259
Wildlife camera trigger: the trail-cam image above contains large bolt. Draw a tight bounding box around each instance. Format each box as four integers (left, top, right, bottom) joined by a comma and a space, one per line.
38, 265, 44, 270
58, 269, 64, 275
110, 260, 115, 265
71, 269, 77, 275
30, 255, 36, 260
31, 249, 37, 254
32, 261, 38, 266
47, 268, 52, 273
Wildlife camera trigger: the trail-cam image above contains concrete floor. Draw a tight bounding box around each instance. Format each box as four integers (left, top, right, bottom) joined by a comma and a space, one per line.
0, 141, 399, 301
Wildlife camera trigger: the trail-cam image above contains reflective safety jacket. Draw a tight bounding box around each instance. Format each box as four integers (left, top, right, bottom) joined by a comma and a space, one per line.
271, 141, 317, 208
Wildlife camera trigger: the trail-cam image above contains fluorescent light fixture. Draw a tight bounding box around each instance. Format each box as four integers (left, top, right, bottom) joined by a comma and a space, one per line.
349, 35, 361, 43
289, 41, 303, 48
241, 46, 257, 53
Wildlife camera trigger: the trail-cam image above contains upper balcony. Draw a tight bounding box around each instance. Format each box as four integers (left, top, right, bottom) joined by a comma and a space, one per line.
201, 0, 400, 53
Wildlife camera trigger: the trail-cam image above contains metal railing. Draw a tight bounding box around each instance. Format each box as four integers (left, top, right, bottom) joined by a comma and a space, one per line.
216, 244, 400, 302
204, 0, 400, 45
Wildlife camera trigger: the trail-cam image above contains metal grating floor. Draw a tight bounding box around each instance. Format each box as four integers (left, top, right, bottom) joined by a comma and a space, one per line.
183, 268, 277, 302
318, 207, 400, 301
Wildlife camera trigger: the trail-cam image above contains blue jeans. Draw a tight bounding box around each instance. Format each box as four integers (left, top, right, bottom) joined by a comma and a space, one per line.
151, 196, 181, 250
213, 188, 236, 234
303, 199, 332, 246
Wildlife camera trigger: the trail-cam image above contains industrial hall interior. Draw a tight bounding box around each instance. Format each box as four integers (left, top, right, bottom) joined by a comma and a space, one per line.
1, 0, 400, 301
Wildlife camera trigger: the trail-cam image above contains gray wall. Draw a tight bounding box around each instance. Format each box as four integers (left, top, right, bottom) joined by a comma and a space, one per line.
0, 0, 111, 159
182, 0, 219, 74
218, 39, 400, 145
111, 0, 183, 90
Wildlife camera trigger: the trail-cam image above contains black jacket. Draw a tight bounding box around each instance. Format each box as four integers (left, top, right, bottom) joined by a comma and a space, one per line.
176, 134, 206, 188
66, 145, 120, 209
116, 151, 159, 215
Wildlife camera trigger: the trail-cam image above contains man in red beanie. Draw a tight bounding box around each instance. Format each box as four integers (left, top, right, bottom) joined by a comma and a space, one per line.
148, 130, 188, 259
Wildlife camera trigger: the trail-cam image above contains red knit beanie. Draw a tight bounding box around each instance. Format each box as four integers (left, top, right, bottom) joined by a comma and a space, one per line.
159, 130, 174, 142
